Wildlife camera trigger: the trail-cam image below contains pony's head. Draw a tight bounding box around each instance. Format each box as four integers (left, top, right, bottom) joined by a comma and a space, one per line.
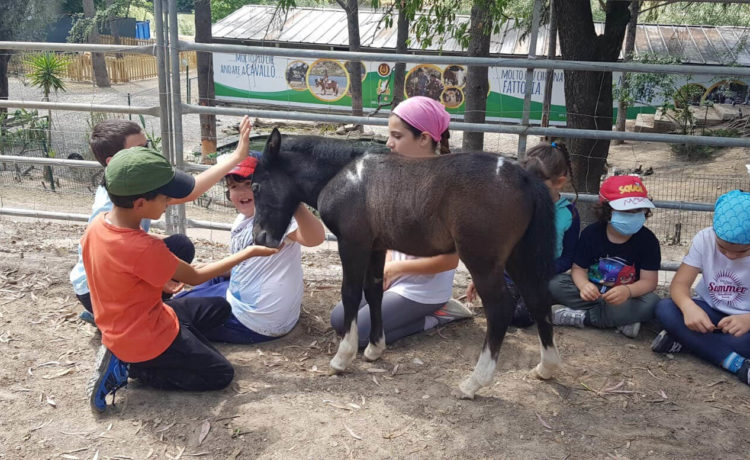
252, 128, 303, 248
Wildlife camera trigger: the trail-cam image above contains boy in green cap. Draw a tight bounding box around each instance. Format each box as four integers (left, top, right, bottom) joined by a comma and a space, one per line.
83, 145, 279, 413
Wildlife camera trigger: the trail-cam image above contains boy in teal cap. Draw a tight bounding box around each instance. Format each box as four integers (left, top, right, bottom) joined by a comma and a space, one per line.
83, 146, 278, 413
653, 190, 750, 386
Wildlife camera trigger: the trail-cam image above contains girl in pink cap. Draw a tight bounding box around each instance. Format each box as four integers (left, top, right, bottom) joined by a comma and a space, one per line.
330, 96, 472, 347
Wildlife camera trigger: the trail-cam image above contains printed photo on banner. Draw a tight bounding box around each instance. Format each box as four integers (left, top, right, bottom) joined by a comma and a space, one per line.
441, 87, 464, 109
443, 65, 466, 88
306, 59, 349, 102
405, 64, 444, 101
285, 60, 309, 91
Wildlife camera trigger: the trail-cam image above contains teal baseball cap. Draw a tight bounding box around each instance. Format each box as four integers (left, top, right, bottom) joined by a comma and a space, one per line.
713, 190, 750, 245
105, 146, 195, 198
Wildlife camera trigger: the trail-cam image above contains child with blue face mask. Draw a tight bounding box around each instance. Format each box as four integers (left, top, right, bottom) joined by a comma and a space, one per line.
549, 175, 661, 338
652, 190, 750, 387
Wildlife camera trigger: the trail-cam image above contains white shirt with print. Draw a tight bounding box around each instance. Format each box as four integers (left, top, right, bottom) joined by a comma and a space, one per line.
385, 250, 455, 305
226, 213, 302, 337
684, 227, 750, 315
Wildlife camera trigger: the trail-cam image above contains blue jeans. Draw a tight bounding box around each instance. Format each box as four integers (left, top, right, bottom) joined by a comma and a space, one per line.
176, 277, 276, 344
655, 298, 750, 367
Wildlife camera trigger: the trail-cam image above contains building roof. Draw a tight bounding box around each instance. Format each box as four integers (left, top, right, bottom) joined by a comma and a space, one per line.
212, 5, 750, 66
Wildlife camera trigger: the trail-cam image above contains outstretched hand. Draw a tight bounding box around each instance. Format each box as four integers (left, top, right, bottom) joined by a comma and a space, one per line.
234, 115, 253, 160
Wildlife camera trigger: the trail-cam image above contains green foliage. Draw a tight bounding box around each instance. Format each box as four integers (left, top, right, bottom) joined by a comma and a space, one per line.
0, 0, 62, 42
213, 0, 319, 23
0, 110, 49, 155
25, 53, 69, 100
138, 114, 162, 151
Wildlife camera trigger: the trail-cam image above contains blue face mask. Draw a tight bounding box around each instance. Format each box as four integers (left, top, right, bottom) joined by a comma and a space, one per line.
610, 210, 646, 236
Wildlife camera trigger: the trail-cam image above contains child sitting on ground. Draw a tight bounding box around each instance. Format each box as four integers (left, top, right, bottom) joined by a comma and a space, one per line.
70, 117, 255, 323
176, 156, 326, 343
549, 175, 661, 338
465, 142, 580, 327
653, 190, 750, 386
84, 146, 279, 413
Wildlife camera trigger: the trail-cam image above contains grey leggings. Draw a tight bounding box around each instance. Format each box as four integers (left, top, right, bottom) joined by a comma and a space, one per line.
330, 292, 444, 348
549, 273, 660, 328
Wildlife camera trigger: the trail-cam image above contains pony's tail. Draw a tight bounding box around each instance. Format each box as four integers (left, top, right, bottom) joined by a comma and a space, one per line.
515, 173, 557, 291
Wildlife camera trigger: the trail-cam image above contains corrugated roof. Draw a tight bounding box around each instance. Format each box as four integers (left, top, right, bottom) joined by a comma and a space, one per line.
213, 5, 750, 66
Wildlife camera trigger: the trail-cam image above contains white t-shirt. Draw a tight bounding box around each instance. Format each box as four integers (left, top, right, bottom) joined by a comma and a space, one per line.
226, 213, 302, 337
683, 227, 750, 315
69, 185, 151, 295
386, 250, 455, 304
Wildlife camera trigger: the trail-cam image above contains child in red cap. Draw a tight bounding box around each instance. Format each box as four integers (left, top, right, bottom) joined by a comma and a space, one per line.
175, 155, 326, 343
549, 175, 661, 338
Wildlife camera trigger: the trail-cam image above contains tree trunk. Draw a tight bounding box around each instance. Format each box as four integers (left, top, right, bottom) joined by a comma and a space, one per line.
391, 7, 409, 109
343, 0, 363, 126
614, 0, 639, 144
83, 0, 111, 87
541, 0, 557, 128
195, 0, 216, 163
0, 53, 9, 122
462, 0, 492, 151
554, 0, 630, 194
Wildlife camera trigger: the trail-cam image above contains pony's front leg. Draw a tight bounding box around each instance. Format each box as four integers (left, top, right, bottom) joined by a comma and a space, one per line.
330, 241, 370, 373
363, 250, 386, 361
458, 268, 513, 399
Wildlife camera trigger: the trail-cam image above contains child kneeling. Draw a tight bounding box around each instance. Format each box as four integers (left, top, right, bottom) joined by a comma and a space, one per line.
653, 190, 750, 386
84, 147, 278, 413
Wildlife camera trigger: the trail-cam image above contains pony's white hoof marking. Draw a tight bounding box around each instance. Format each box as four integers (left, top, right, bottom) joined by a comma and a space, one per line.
330, 323, 358, 372
531, 362, 556, 380
531, 344, 561, 380
458, 376, 480, 400
363, 336, 385, 361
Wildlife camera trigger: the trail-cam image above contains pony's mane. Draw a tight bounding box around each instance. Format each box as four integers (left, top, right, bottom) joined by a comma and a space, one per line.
281, 135, 388, 163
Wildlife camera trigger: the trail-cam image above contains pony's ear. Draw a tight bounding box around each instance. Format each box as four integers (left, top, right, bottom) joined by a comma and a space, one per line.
263, 128, 282, 162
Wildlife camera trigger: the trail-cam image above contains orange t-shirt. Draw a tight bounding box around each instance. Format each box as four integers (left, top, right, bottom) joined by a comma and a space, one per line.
81, 214, 180, 363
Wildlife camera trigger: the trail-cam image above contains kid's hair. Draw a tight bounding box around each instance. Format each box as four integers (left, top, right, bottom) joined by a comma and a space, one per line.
90, 119, 144, 166
521, 142, 577, 199
400, 118, 451, 155
594, 201, 653, 224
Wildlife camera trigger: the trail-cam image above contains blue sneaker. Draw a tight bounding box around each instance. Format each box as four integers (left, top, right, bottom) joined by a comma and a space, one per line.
79, 310, 96, 326
87, 345, 129, 413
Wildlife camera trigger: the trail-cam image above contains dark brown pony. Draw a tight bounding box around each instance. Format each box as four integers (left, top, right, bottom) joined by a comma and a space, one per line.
251, 129, 561, 398
315, 78, 339, 96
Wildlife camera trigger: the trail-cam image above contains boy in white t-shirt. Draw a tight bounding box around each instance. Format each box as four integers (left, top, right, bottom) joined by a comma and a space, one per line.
177, 156, 326, 342
653, 190, 750, 386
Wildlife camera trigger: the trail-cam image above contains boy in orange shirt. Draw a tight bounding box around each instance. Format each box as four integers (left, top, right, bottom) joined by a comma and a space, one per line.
83, 146, 278, 413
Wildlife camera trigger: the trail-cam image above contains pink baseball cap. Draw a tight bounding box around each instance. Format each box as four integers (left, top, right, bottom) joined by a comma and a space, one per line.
392, 96, 450, 142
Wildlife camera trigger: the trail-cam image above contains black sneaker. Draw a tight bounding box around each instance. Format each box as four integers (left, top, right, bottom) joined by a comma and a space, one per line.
738, 360, 750, 386
651, 330, 683, 354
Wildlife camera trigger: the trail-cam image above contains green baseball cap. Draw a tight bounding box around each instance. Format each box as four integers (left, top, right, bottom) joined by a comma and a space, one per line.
105, 146, 195, 198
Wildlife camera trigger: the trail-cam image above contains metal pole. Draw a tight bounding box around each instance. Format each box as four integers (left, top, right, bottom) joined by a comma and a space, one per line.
0, 41, 155, 54
541, 0, 557, 128
517, 0, 542, 159
0, 100, 159, 116
168, 0, 187, 235
127, 92, 132, 120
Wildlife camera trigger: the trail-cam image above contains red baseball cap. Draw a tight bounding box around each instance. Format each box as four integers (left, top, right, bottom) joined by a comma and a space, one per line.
599, 175, 655, 211
226, 156, 258, 179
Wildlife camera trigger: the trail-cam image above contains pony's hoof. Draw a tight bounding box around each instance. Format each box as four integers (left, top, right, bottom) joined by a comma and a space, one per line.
363, 338, 385, 362
330, 354, 354, 373
530, 363, 555, 380
457, 377, 480, 400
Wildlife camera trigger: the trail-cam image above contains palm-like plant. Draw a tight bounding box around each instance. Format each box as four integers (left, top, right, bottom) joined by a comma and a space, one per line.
26, 52, 68, 190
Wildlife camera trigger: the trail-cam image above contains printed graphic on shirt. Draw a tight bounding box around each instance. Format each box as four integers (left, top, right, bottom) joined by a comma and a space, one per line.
708, 270, 748, 309
588, 256, 637, 292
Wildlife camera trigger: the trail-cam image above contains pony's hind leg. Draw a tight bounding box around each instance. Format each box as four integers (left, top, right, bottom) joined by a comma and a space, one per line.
458, 265, 514, 399
508, 261, 561, 380
363, 250, 386, 361
330, 241, 370, 373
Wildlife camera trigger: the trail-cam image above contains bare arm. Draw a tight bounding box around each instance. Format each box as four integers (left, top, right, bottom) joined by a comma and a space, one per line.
286, 204, 326, 247
383, 252, 459, 290
670, 263, 715, 334
169, 116, 252, 205
172, 244, 278, 286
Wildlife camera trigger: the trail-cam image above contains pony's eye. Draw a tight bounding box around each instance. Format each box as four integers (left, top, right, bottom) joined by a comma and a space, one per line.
251, 183, 259, 193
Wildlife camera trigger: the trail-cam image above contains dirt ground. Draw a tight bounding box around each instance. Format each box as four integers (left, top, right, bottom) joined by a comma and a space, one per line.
2, 216, 750, 460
